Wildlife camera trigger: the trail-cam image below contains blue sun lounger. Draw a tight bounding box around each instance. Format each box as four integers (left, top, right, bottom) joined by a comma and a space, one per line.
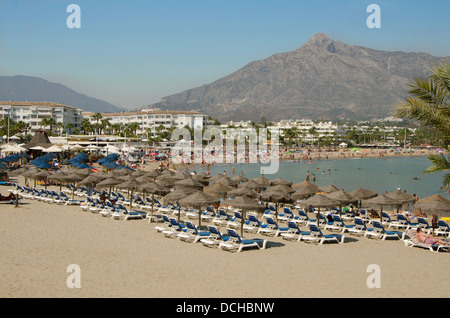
177, 221, 212, 243
365, 220, 403, 240
219, 228, 267, 252
280, 221, 311, 241
200, 225, 230, 247
301, 224, 346, 244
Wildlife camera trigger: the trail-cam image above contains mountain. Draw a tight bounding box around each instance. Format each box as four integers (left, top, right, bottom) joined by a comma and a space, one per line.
0, 75, 124, 113
139, 33, 449, 122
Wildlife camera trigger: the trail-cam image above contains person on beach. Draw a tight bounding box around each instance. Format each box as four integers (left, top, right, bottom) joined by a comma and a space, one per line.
416, 228, 450, 246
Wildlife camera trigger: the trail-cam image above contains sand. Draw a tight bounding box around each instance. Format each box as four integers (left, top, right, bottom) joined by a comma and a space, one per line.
1, 179, 449, 299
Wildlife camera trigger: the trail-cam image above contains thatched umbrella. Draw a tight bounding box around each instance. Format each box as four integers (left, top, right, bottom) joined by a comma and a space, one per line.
35, 170, 51, 189
387, 189, 417, 212
174, 177, 205, 190
260, 191, 293, 222
362, 194, 402, 225
47, 171, 68, 192
292, 180, 320, 191
192, 174, 210, 186
145, 169, 162, 179
291, 187, 318, 201
96, 176, 123, 198
297, 194, 340, 227
251, 176, 271, 187
74, 167, 93, 177
138, 182, 170, 222
413, 194, 450, 220
63, 173, 85, 199
318, 184, 340, 194
203, 182, 232, 198
217, 177, 239, 188
179, 191, 220, 229
223, 195, 265, 237
156, 178, 176, 189
116, 178, 141, 209
231, 175, 248, 183
161, 187, 196, 222
266, 184, 296, 194
350, 187, 378, 208
325, 189, 358, 216
227, 187, 258, 199
270, 177, 292, 186
238, 179, 267, 191
9, 167, 29, 177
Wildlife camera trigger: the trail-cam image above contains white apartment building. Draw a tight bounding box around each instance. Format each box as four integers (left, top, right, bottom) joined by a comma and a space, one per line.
82, 110, 208, 135
0, 101, 83, 132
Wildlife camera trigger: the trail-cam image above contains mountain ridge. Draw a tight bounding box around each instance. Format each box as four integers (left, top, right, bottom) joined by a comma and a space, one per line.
0, 75, 124, 113
138, 33, 449, 122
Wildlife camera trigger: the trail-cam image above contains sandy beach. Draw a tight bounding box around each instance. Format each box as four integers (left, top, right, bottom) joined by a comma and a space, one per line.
1, 175, 449, 299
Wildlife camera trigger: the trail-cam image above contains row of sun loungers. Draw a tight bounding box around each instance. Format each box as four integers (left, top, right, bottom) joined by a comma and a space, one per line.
11, 184, 450, 253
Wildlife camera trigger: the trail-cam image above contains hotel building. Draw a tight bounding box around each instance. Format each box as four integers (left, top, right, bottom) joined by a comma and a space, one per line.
0, 101, 83, 132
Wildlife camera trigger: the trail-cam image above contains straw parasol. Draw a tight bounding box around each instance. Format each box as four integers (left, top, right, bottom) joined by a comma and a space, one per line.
363, 194, 402, 224
179, 191, 220, 229
238, 179, 267, 191
63, 172, 86, 199
318, 184, 340, 193
223, 195, 266, 237
297, 194, 340, 227
350, 187, 378, 208
78, 174, 103, 186
292, 180, 319, 191
325, 189, 358, 216
227, 187, 258, 199
35, 170, 51, 189
413, 194, 450, 220
116, 178, 141, 208
266, 184, 296, 194
137, 182, 170, 222
291, 187, 318, 201
203, 182, 233, 198
260, 191, 293, 221
217, 177, 239, 188
161, 187, 197, 222
270, 177, 292, 186
251, 176, 272, 187
145, 169, 162, 179
96, 176, 124, 198
47, 171, 68, 191
387, 189, 417, 212
174, 177, 205, 190
230, 175, 248, 183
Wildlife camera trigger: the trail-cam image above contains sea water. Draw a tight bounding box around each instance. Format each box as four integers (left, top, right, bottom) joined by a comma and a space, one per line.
196, 156, 449, 201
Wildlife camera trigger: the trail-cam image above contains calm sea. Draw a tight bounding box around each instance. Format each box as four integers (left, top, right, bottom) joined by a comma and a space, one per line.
195, 156, 450, 201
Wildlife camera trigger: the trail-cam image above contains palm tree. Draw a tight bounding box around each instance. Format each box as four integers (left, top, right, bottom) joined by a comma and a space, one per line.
308, 126, 319, 147
91, 112, 103, 135
80, 118, 92, 135
394, 62, 450, 188
65, 122, 74, 135
55, 122, 64, 136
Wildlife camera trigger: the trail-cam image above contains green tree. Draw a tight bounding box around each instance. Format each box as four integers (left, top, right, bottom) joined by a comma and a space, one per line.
394, 62, 450, 188
91, 112, 103, 134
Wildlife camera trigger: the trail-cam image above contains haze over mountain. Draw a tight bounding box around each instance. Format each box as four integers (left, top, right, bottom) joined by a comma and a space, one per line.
139, 33, 449, 122
0, 75, 124, 113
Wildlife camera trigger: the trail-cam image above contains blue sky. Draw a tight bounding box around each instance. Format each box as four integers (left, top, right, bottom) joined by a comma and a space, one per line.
0, 0, 449, 109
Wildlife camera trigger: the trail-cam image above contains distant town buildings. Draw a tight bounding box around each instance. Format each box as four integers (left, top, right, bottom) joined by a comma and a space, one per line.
82, 110, 208, 136
0, 101, 83, 132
